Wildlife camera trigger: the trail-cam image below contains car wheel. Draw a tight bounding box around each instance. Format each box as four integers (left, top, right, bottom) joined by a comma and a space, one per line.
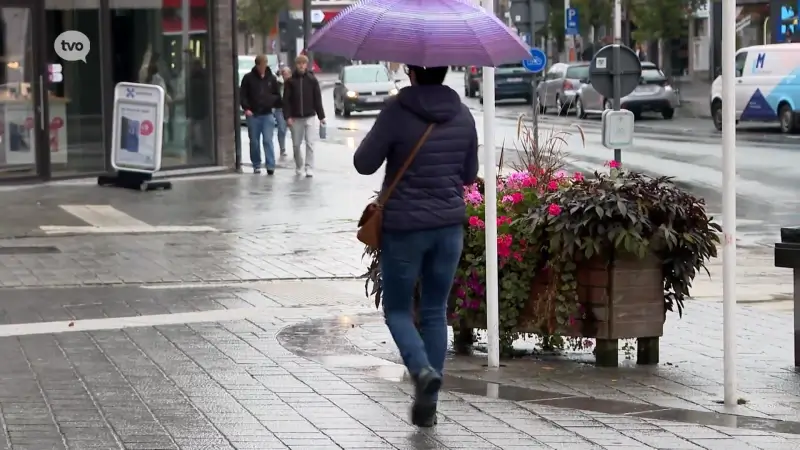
334, 99, 342, 116
711, 100, 722, 131
576, 97, 587, 119
343, 106, 352, 117
779, 103, 797, 133
603, 99, 612, 110
662, 108, 675, 120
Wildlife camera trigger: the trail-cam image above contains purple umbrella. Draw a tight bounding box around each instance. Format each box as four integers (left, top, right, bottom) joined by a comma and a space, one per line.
308, 0, 531, 67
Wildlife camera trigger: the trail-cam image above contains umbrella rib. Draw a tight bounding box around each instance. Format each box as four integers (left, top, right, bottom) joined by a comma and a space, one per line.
350, 0, 408, 61
457, 7, 495, 67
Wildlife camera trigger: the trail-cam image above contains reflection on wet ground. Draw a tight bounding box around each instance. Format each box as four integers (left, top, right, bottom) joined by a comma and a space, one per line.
277, 313, 800, 435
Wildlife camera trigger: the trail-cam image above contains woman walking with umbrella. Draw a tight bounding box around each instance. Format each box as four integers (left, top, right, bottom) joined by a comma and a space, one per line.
310, 0, 530, 427
354, 64, 478, 427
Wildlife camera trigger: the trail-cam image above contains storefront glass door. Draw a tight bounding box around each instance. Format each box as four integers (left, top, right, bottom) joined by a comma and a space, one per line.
0, 3, 43, 179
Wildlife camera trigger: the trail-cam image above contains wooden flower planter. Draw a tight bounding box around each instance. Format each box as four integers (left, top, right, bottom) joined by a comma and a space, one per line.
449, 251, 665, 367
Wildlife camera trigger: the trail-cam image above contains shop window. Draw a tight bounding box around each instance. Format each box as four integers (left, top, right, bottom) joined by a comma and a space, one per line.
110, 0, 214, 168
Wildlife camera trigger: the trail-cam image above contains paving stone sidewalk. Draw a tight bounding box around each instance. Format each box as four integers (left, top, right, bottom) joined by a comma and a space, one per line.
0, 280, 796, 449
342, 299, 800, 423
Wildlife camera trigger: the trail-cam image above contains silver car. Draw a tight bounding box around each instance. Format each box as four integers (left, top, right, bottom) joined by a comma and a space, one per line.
574, 62, 678, 120
537, 62, 590, 115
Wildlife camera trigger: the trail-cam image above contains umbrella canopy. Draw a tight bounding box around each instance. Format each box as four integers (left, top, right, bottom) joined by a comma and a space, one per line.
308, 0, 531, 67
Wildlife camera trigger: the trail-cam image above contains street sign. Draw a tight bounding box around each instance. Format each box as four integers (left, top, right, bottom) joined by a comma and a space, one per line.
589, 44, 642, 99
566, 7, 579, 35
601, 109, 635, 149
311, 10, 325, 24
111, 82, 165, 174
523, 48, 547, 73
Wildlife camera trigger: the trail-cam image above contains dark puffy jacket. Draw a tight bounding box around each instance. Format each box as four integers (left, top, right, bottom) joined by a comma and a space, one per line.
240, 67, 280, 115
283, 71, 325, 120
353, 85, 479, 232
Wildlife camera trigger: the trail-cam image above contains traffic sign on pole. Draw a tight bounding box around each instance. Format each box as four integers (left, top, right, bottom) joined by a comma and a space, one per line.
522, 47, 547, 73
566, 7, 579, 35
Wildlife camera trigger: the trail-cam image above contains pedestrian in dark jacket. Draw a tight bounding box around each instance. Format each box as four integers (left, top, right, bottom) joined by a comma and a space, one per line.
353, 65, 478, 428
283, 54, 325, 177
240, 54, 281, 174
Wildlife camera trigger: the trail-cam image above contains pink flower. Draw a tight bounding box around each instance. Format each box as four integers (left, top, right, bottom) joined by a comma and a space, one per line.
501, 192, 524, 205
606, 160, 621, 169
468, 216, 485, 228
465, 190, 483, 205
497, 216, 512, 226
547, 180, 559, 191
573, 172, 584, 181
555, 170, 567, 179
547, 203, 561, 216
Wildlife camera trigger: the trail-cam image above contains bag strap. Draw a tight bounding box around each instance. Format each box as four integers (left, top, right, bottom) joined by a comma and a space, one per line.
377, 123, 435, 205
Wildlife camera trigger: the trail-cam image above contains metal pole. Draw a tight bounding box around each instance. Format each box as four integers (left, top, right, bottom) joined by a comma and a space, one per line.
231, 0, 242, 170
482, 0, 500, 370
302, 0, 312, 61
564, 0, 572, 61
612, 0, 622, 163
721, 0, 738, 407
532, 76, 539, 151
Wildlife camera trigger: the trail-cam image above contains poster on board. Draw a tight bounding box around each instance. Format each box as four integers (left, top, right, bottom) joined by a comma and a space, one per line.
110, 82, 164, 173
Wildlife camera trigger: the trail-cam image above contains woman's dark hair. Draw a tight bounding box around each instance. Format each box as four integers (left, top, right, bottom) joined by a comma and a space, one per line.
408, 65, 448, 85
145, 63, 159, 84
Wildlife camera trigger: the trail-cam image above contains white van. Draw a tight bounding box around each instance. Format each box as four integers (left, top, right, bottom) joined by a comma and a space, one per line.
710, 43, 800, 133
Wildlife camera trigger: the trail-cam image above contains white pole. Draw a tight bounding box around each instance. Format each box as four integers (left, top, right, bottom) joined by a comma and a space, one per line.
721, 0, 738, 406
613, 0, 622, 42
482, 0, 500, 369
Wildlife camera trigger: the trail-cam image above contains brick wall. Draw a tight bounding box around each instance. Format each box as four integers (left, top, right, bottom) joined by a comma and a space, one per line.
213, 0, 237, 168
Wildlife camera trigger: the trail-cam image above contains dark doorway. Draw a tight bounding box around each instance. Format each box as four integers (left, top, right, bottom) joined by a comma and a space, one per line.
110, 11, 137, 83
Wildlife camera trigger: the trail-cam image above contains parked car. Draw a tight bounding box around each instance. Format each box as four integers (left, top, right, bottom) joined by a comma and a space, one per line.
537, 62, 590, 115
333, 64, 398, 117
478, 63, 534, 105
575, 62, 677, 120
464, 66, 483, 98
237, 54, 279, 125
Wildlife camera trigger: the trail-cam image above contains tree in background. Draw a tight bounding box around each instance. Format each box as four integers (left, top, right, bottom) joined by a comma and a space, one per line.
569, 0, 613, 40
629, 0, 703, 76
238, 0, 288, 53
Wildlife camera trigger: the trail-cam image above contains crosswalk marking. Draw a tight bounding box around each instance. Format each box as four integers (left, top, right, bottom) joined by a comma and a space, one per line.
39, 204, 217, 235
59, 204, 149, 227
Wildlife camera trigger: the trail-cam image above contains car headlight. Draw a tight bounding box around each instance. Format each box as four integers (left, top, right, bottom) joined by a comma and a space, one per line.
346, 90, 357, 98
389, 88, 398, 96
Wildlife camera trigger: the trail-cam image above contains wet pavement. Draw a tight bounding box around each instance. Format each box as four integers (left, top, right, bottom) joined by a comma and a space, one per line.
0, 70, 796, 448
0, 280, 799, 449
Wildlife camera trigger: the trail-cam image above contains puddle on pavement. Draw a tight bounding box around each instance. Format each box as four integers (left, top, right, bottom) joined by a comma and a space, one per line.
278, 316, 800, 435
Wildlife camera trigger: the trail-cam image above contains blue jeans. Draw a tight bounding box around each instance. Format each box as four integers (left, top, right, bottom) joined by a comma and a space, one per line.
246, 113, 275, 169
381, 224, 463, 395
274, 108, 287, 153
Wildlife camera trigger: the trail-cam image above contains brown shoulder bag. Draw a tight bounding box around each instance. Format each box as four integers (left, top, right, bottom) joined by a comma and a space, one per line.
357, 124, 436, 249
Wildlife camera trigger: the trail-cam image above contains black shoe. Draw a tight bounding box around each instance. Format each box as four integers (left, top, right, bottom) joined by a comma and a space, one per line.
267, 169, 275, 175
410, 367, 441, 427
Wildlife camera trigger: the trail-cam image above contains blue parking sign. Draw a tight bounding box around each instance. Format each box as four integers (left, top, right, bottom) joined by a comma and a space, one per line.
566, 7, 579, 35
522, 48, 547, 73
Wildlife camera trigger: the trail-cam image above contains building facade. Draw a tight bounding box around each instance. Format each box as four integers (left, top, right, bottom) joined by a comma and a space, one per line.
0, 0, 237, 182
706, 0, 800, 80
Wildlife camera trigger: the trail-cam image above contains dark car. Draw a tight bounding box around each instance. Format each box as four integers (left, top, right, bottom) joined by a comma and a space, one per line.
479, 63, 534, 104
463, 65, 482, 97
333, 64, 398, 117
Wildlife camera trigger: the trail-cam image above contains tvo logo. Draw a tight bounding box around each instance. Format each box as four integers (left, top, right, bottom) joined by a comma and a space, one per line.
54, 30, 90, 62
